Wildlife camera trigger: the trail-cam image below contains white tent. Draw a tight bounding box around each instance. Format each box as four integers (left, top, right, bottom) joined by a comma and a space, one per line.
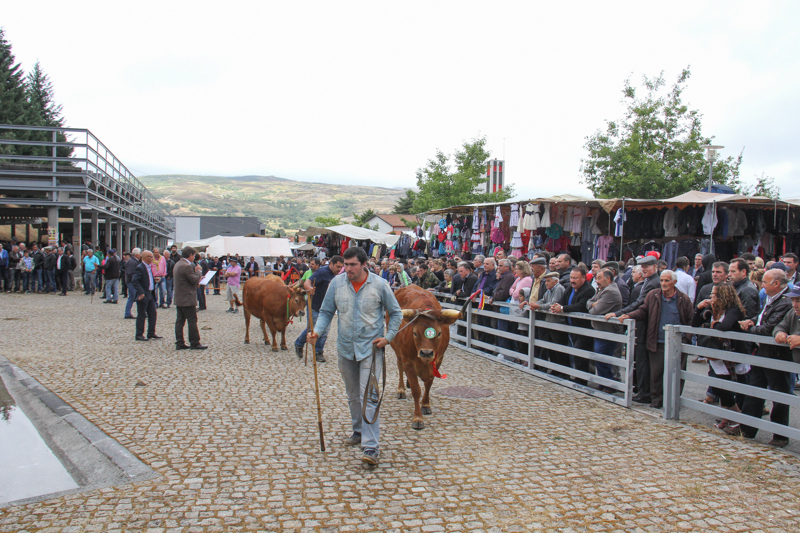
181, 236, 292, 257
296, 224, 401, 246
290, 242, 316, 251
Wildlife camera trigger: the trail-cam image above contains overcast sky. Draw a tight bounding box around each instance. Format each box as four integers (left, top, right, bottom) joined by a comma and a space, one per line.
3, 1, 799, 201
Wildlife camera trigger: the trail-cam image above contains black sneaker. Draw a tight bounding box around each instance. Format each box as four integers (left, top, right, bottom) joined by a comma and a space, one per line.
295, 344, 304, 359
316, 353, 326, 363
344, 432, 361, 446
768, 437, 789, 448
362, 448, 379, 465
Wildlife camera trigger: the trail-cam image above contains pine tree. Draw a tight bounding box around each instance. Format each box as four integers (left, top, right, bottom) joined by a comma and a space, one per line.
0, 29, 31, 154
26, 61, 64, 127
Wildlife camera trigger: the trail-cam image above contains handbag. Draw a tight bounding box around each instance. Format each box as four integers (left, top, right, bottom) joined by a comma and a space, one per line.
498, 297, 511, 315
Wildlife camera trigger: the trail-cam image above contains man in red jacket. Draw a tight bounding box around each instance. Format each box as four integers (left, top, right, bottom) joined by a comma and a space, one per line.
619, 269, 693, 409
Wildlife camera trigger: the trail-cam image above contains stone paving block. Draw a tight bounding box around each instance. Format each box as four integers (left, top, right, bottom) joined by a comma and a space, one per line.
1, 294, 800, 531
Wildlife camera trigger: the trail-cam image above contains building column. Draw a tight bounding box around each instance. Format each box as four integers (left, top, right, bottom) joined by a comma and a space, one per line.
90, 211, 99, 248
47, 206, 59, 247
116, 221, 123, 252
72, 207, 82, 251
104, 218, 112, 250
124, 225, 131, 252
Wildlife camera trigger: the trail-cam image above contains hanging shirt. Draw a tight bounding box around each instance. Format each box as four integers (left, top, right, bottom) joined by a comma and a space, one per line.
614, 208, 626, 237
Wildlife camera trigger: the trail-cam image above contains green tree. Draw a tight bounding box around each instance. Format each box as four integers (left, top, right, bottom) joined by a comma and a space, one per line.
314, 215, 341, 227
351, 209, 376, 227
412, 136, 514, 213
26, 61, 64, 127
393, 189, 416, 214
581, 68, 742, 199
742, 173, 780, 199
0, 29, 34, 155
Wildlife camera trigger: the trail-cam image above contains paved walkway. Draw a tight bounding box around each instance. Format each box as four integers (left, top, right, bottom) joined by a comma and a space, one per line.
1, 292, 799, 532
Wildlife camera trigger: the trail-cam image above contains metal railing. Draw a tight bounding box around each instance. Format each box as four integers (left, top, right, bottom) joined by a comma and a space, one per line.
0, 124, 173, 237
432, 292, 636, 407
664, 324, 800, 440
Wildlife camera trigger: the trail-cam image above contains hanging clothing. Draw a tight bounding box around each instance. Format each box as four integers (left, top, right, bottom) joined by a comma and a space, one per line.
702, 204, 718, 235
509, 204, 519, 227
614, 208, 626, 237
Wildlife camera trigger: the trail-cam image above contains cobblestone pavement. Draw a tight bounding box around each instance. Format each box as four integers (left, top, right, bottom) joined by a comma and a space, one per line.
1, 292, 800, 532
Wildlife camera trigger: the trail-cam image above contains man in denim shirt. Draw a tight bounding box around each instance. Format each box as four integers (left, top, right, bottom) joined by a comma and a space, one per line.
308, 247, 402, 466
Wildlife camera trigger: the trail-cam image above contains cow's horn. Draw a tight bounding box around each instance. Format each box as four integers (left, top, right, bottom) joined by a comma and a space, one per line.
401, 309, 416, 318
441, 310, 461, 320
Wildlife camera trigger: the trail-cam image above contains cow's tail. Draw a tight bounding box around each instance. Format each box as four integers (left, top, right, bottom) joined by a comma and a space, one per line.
234, 292, 243, 308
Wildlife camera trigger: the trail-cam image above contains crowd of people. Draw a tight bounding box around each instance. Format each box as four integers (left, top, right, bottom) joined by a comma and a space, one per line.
3, 235, 799, 448
366, 249, 800, 448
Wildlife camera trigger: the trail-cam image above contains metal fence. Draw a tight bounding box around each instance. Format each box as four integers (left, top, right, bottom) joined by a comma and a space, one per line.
433, 292, 636, 407
664, 324, 800, 440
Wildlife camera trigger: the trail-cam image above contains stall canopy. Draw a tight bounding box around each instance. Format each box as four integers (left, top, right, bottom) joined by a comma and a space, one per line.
296, 224, 401, 246
289, 242, 315, 251
181, 235, 292, 257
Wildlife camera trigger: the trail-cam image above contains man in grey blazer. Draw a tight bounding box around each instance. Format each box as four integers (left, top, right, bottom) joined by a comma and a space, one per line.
173, 246, 207, 350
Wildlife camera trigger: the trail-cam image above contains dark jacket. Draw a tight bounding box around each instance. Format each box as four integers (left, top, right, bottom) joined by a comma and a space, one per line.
57, 253, 72, 273
492, 270, 516, 303
131, 261, 155, 302
615, 276, 631, 307
559, 281, 596, 330
474, 268, 499, 298
165, 258, 175, 279
44, 252, 57, 271
733, 278, 761, 320
695, 254, 716, 298
588, 282, 623, 333
745, 289, 792, 358
627, 288, 693, 352
125, 257, 139, 284
173, 258, 200, 307
558, 266, 573, 290
455, 273, 478, 299
617, 272, 660, 316
33, 251, 45, 270
104, 255, 121, 279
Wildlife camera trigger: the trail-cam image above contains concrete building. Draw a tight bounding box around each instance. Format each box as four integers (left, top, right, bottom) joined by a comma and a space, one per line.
364, 214, 419, 234
486, 159, 505, 193
173, 216, 265, 243
0, 125, 172, 251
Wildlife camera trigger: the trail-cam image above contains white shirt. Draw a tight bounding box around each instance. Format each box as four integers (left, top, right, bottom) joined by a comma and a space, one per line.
675, 269, 696, 303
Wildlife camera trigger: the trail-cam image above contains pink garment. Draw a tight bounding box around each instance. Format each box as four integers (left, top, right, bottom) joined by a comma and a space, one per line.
509, 275, 533, 301
595, 235, 613, 261
151, 255, 167, 277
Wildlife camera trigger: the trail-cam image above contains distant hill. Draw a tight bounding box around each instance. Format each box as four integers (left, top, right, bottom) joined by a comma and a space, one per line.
138, 174, 407, 235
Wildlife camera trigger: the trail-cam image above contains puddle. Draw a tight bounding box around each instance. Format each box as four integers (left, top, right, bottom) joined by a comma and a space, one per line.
0, 377, 79, 504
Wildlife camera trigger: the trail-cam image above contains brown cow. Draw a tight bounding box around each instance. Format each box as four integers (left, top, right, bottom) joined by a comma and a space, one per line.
234, 277, 306, 351
390, 285, 461, 430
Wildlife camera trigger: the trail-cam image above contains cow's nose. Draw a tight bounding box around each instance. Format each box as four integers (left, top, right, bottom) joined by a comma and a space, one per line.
419, 350, 434, 359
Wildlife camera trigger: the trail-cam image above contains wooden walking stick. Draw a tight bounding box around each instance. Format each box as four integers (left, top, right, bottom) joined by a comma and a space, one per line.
307, 284, 325, 451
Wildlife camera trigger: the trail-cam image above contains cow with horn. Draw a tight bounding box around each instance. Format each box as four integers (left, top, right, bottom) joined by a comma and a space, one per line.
390, 284, 461, 430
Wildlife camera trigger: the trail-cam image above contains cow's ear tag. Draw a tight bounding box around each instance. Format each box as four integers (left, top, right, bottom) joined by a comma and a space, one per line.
424, 327, 436, 339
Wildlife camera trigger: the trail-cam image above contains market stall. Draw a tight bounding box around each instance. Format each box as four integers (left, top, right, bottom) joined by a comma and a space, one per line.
296, 224, 402, 259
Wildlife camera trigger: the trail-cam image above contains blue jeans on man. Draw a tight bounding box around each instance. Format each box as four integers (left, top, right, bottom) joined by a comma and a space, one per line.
84, 271, 96, 294
125, 285, 138, 318
593, 338, 618, 382
45, 270, 56, 293
35, 269, 43, 292
338, 352, 383, 452
105, 278, 119, 302
155, 277, 167, 307
296, 309, 327, 354
166, 278, 174, 307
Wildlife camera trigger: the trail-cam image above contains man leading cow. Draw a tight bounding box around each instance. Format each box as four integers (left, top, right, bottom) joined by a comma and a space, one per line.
307, 247, 402, 466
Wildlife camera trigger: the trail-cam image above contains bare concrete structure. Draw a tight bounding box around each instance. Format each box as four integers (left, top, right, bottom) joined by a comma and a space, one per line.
0, 124, 171, 250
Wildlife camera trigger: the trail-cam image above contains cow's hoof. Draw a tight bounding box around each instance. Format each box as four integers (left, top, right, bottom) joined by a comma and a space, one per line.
271, 347, 279, 352
422, 406, 432, 415
412, 420, 424, 430
244, 340, 250, 345
280, 346, 288, 351
397, 391, 406, 399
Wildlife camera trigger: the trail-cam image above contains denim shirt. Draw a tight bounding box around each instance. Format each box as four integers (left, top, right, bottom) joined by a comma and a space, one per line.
314, 272, 403, 361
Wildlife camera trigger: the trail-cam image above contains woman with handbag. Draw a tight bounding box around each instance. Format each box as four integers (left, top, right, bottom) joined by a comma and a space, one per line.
694, 282, 749, 431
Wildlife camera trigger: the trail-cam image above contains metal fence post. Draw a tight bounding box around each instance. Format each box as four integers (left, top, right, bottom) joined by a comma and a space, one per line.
528, 309, 536, 371
465, 302, 472, 350
624, 319, 635, 408
663, 325, 682, 420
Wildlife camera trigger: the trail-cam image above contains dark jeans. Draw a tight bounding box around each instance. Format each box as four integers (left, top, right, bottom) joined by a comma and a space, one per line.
21, 271, 31, 292
125, 285, 138, 318
543, 326, 571, 378
35, 269, 43, 292
648, 342, 688, 404
593, 338, 618, 381
197, 286, 207, 310
740, 361, 792, 440
60, 271, 70, 295
0, 266, 8, 291
175, 305, 200, 347
570, 333, 593, 385
45, 270, 56, 292
13, 269, 21, 291
135, 294, 157, 338
296, 309, 327, 354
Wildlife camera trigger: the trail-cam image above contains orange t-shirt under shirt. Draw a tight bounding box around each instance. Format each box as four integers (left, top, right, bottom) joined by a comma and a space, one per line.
351, 278, 366, 294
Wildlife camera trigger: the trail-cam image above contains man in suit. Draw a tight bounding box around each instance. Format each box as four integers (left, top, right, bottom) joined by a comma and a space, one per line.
173, 246, 207, 351
57, 247, 72, 296
196, 252, 209, 311
131, 250, 161, 341
551, 264, 596, 385
246, 256, 259, 280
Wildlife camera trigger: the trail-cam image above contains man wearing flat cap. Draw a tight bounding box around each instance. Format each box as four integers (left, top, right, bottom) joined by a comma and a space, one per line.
604, 254, 660, 403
